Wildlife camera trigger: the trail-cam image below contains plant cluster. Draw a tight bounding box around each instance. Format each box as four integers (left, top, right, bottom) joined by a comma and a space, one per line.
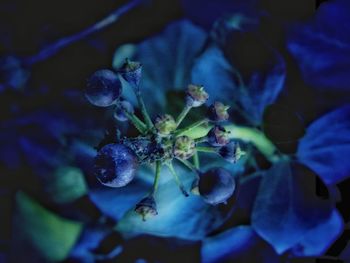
85, 59, 245, 221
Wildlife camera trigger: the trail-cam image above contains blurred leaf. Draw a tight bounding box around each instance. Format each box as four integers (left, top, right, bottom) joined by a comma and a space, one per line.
192, 30, 285, 125
252, 161, 340, 254
290, 209, 344, 257
287, 0, 350, 91
0, 56, 29, 92
69, 226, 117, 263
297, 105, 350, 185
12, 192, 83, 262
202, 226, 279, 263
113, 20, 207, 114
263, 104, 305, 154
44, 166, 88, 204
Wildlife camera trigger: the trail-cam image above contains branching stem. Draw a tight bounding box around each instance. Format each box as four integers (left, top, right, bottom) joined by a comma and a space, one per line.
176, 105, 192, 128
166, 162, 188, 197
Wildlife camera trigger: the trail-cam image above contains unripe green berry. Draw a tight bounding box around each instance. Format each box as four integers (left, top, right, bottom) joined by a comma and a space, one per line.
173, 136, 196, 160
154, 114, 177, 136
208, 101, 230, 122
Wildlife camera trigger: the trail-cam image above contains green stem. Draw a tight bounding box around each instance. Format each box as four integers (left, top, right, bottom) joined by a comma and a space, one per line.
176, 105, 192, 128
135, 86, 154, 130
193, 152, 200, 169
182, 124, 278, 162
166, 162, 188, 197
196, 146, 218, 154
194, 136, 208, 144
175, 118, 208, 136
151, 161, 162, 195
122, 110, 147, 134
176, 158, 198, 175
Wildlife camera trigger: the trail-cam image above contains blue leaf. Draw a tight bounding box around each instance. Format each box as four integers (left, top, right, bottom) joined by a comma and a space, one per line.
287, 0, 350, 91
191, 17, 286, 125
290, 210, 344, 257
191, 43, 285, 124
297, 105, 350, 185
252, 161, 341, 254
113, 20, 207, 114
115, 164, 235, 240
89, 178, 149, 221
201, 226, 279, 263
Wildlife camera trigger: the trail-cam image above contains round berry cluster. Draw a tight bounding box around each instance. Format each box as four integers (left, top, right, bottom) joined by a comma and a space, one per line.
85, 59, 246, 221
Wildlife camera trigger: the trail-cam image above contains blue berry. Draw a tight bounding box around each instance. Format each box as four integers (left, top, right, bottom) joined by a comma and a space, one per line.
198, 168, 235, 205
114, 100, 134, 122
94, 143, 138, 187
85, 69, 122, 107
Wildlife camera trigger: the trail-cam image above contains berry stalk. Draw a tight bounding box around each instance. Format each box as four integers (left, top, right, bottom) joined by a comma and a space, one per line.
135, 86, 155, 131
120, 107, 147, 134
175, 118, 208, 136
166, 162, 189, 197
151, 161, 162, 195
196, 146, 218, 153
176, 105, 192, 128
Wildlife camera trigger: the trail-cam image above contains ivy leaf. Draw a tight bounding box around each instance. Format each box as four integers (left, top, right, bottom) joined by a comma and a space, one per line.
297, 105, 350, 185
116, 164, 235, 240
287, 0, 350, 92
113, 20, 207, 114
11, 192, 83, 262
89, 177, 149, 222
192, 31, 285, 125
290, 209, 344, 257
252, 161, 342, 254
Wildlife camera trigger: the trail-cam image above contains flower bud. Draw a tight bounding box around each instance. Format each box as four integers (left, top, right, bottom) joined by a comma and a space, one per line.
114, 100, 134, 122
154, 114, 177, 136
135, 195, 158, 221
219, 142, 246, 163
185, 84, 209, 107
173, 136, 196, 160
118, 58, 142, 87
208, 101, 230, 122
207, 125, 230, 146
